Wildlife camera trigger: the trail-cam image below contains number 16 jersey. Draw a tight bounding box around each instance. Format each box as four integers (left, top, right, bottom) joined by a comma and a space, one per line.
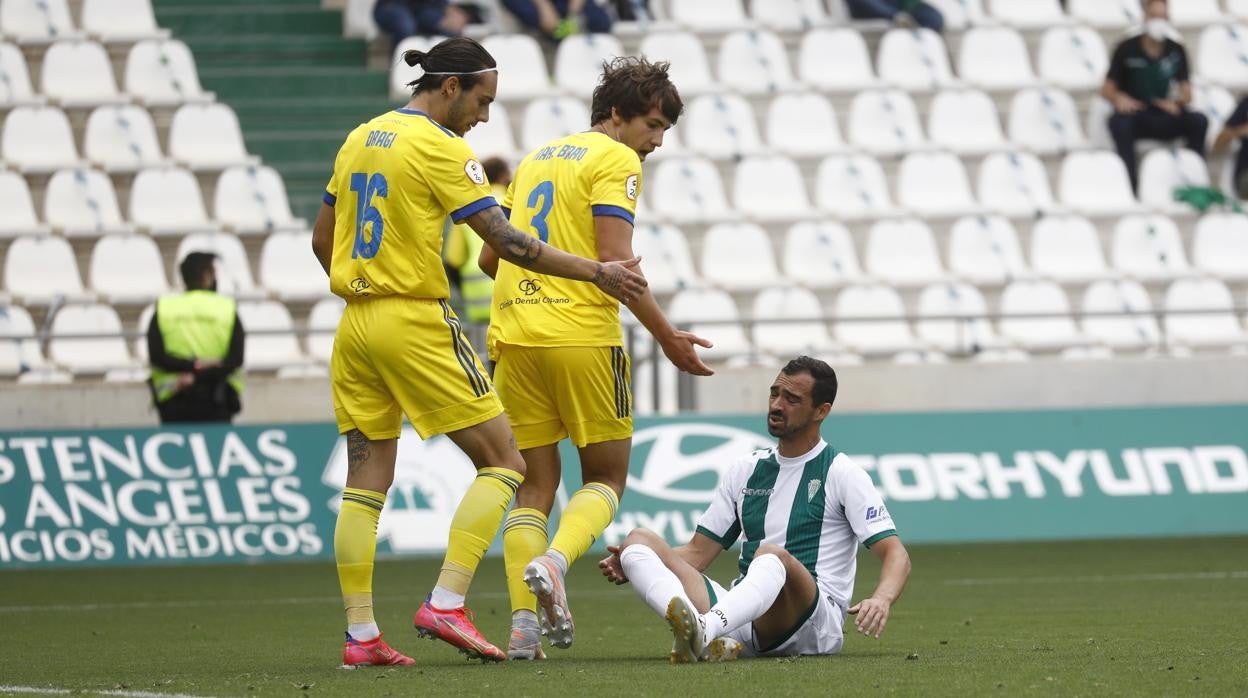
324, 108, 498, 302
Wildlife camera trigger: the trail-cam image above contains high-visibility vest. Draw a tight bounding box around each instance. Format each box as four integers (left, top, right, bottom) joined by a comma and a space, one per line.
456, 225, 494, 324
149, 290, 244, 403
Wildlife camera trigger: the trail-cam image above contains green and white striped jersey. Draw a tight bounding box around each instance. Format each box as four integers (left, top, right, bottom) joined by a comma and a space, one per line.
695, 440, 897, 610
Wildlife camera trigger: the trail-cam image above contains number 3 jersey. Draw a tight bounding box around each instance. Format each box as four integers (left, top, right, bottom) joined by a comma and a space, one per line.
323, 108, 497, 302
488, 131, 642, 356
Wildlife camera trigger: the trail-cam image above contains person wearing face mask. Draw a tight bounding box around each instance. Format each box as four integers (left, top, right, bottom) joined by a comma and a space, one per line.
147, 251, 245, 425
1102, 0, 1208, 192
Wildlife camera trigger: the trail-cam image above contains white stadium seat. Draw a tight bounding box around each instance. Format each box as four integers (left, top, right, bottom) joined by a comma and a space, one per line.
750, 0, 828, 31
129, 167, 214, 235
847, 89, 925, 156
1111, 215, 1190, 281
1137, 148, 1213, 214
958, 27, 1036, 90
554, 33, 625, 95
81, 0, 167, 42
639, 31, 717, 95
947, 215, 1030, 285
259, 231, 327, 301
766, 92, 842, 156
668, 287, 752, 361
999, 280, 1084, 351
833, 284, 918, 357
169, 103, 256, 171
48, 304, 136, 373
0, 0, 78, 43
1031, 215, 1111, 283
0, 170, 48, 238
342, 0, 379, 40
682, 93, 763, 159
124, 39, 212, 105
987, 0, 1066, 28
1059, 151, 1138, 215
925, 0, 987, 30
307, 297, 344, 363
897, 152, 977, 217
699, 222, 778, 291
916, 282, 1003, 354
649, 156, 732, 221
236, 300, 304, 370
133, 304, 154, 360
1233, 0, 1248, 21
632, 223, 701, 294
214, 165, 303, 235
1196, 24, 1248, 89
928, 89, 1007, 154
865, 218, 946, 287
732, 155, 809, 221
798, 28, 874, 92
717, 30, 796, 95
632, 359, 679, 416
1171, 0, 1228, 27
389, 35, 437, 99
464, 101, 517, 159
1192, 214, 1248, 281
1192, 81, 1239, 152
814, 154, 896, 219
0, 42, 41, 106
40, 39, 124, 107
1008, 87, 1085, 154
977, 151, 1057, 218
669, 0, 749, 31
43, 168, 131, 237
0, 304, 46, 375
3, 236, 88, 304
782, 220, 865, 289
83, 105, 166, 172
89, 234, 169, 304
1, 105, 80, 172
520, 96, 590, 152
1081, 279, 1162, 351
480, 34, 549, 100
1068, 0, 1140, 28
1164, 278, 1248, 348
877, 28, 956, 91
751, 286, 835, 356
1038, 26, 1109, 91
175, 232, 260, 297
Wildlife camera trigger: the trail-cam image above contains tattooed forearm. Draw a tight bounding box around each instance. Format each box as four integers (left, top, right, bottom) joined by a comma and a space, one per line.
478, 207, 543, 267
346, 429, 370, 475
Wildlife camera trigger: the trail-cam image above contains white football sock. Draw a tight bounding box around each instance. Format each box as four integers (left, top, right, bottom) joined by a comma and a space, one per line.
702, 553, 786, 643
348, 622, 380, 641
429, 585, 465, 610
620, 544, 691, 617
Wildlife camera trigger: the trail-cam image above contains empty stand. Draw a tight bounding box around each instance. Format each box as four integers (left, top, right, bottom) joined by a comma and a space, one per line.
958, 26, 1036, 90
1192, 214, 1248, 281
307, 297, 344, 363
259, 231, 327, 301
89, 234, 170, 304
833, 284, 918, 357
766, 92, 843, 156
4, 235, 89, 304
169, 103, 256, 171
667, 287, 752, 361
928, 89, 1007, 154
669, 0, 750, 32
520, 96, 591, 151
1111, 215, 1190, 281
1, 105, 80, 172
1008, 87, 1086, 154
814, 154, 896, 219
124, 39, 212, 105
214, 165, 303, 235
632, 223, 700, 294
915, 282, 1003, 354
129, 167, 215, 235
175, 232, 260, 298
865, 218, 946, 286
699, 222, 778, 291
798, 28, 874, 92
897, 152, 977, 217
0, 0, 78, 44
782, 220, 865, 289
554, 33, 625, 95
1038, 26, 1109, 91
847, 89, 925, 155
236, 300, 304, 370
999, 280, 1085, 351
1059, 151, 1138, 215
83, 104, 166, 172
1137, 148, 1213, 215
0, 42, 41, 106
947, 215, 1030, 285
0, 304, 45, 376
639, 31, 717, 95
751, 285, 835, 356
40, 39, 124, 107
649, 156, 731, 221
1196, 24, 1248, 89
877, 28, 955, 91
1081, 279, 1162, 351
732, 155, 810, 221
750, 0, 829, 32
48, 303, 136, 373
1164, 278, 1248, 348
0, 170, 48, 237
81, 0, 168, 42
716, 29, 795, 94
988, 0, 1066, 28
683, 93, 763, 159
43, 168, 131, 236
977, 151, 1057, 218
1031, 215, 1111, 283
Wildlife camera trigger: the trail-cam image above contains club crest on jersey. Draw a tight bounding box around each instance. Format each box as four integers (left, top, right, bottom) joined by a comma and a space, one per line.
807, 479, 821, 502
625, 174, 638, 201
465, 159, 486, 185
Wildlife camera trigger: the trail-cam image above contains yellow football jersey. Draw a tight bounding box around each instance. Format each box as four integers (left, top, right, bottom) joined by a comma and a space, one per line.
488, 131, 642, 354
324, 108, 497, 302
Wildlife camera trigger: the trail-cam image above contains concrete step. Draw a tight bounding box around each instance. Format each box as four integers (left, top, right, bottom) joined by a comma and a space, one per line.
154, 4, 343, 36
180, 34, 368, 68
197, 65, 388, 99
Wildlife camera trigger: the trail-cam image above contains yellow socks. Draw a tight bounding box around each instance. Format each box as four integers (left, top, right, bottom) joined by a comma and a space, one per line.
549, 482, 619, 566
503, 507, 549, 614
434, 467, 523, 606
335, 487, 386, 635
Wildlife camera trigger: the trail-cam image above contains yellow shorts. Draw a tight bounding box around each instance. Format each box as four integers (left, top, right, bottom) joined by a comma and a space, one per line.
493, 344, 632, 449
331, 297, 502, 439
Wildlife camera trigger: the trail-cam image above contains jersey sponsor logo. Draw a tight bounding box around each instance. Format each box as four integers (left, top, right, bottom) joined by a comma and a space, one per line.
807, 478, 822, 502
518, 279, 541, 296
865, 505, 890, 523
465, 159, 486, 185
741, 487, 775, 496
349, 277, 371, 296
627, 424, 773, 503
626, 174, 639, 201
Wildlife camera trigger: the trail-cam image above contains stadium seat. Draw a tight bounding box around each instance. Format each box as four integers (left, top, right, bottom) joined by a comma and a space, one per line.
520, 96, 590, 152
699, 222, 778, 291
998, 280, 1085, 351
833, 284, 919, 357
83, 104, 166, 172
864, 218, 946, 287
682, 93, 763, 159
389, 35, 437, 99
782, 220, 865, 289
765, 92, 842, 157
40, 39, 124, 107
1197, 25, 1248, 89
667, 287, 752, 361
1171, 0, 1228, 27
668, 0, 749, 31
639, 31, 717, 95
48, 303, 136, 373
1067, 0, 1140, 28
1164, 278, 1248, 348
1192, 213, 1248, 281
1, 105, 79, 172
632, 223, 700, 294
751, 286, 835, 356
0, 0, 78, 43
307, 296, 344, 363
129, 167, 214, 236
1111, 214, 1190, 281
168, 103, 257, 171
947, 215, 1029, 284
464, 101, 517, 159
987, 0, 1066, 28
0, 170, 48, 238
1192, 81, 1239, 152
554, 33, 625, 95
214, 165, 303, 235
751, 0, 828, 31
0, 42, 41, 107
1081, 279, 1162, 351
915, 282, 1004, 354
259, 231, 327, 301
175, 232, 260, 297
81, 0, 167, 42
1038, 26, 1109, 91
958, 27, 1036, 91
124, 39, 212, 106
88, 234, 169, 304
1232, 0, 1248, 20
1137, 148, 1213, 214
924, 0, 988, 29
897, 152, 977, 217
42, 168, 131, 237
631, 359, 679, 416
480, 35, 549, 100
1059, 151, 1138, 215
1008, 87, 1085, 154
977, 151, 1057, 218
0, 303, 46, 375
4, 236, 88, 305
649, 156, 732, 221
732, 155, 809, 221
1031, 215, 1111, 283
814, 154, 897, 219
236, 300, 304, 370
798, 28, 874, 92
717, 30, 796, 95
927, 89, 1007, 154
133, 303, 153, 360
877, 28, 955, 91
342, 0, 379, 40
847, 89, 925, 156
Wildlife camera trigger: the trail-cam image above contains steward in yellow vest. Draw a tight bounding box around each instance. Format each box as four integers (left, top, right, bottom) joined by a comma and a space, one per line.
442, 157, 511, 324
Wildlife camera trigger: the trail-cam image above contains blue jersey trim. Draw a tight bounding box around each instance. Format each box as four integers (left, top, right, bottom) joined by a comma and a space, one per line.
323, 192, 336, 206
591, 204, 635, 225
500, 206, 511, 219
450, 196, 498, 223
395, 108, 455, 137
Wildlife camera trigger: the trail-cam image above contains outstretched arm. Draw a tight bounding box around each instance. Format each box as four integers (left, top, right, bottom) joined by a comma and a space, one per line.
848, 535, 911, 639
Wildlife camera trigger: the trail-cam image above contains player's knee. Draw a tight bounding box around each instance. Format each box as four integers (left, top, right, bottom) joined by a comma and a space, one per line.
756, 543, 792, 563
620, 527, 663, 551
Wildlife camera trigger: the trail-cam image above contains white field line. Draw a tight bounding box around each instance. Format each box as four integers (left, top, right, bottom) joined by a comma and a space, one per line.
1, 686, 214, 698
944, 570, 1248, 586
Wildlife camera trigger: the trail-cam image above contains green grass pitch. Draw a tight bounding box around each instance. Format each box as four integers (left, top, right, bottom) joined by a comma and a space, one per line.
2, 536, 1247, 697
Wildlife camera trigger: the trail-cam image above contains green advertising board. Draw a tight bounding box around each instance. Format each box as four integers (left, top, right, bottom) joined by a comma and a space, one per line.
1, 405, 1246, 568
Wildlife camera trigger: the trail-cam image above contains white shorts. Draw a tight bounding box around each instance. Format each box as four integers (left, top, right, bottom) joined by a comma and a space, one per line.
704, 575, 845, 657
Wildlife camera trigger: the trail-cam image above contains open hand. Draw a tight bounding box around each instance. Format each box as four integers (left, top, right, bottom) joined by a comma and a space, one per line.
593, 257, 647, 304
661, 330, 715, 376
847, 597, 891, 639
598, 544, 629, 585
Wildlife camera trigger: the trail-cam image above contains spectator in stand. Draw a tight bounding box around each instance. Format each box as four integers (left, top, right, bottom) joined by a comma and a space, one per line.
1102, 0, 1208, 192
373, 0, 476, 51
1214, 96, 1248, 199
844, 0, 944, 33
501, 0, 612, 40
